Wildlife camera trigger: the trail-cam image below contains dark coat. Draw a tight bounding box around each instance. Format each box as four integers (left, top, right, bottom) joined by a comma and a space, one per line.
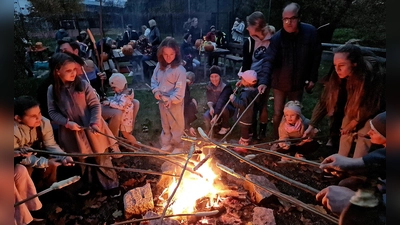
206, 81, 233, 115
258, 23, 322, 91
189, 26, 202, 45
231, 87, 258, 124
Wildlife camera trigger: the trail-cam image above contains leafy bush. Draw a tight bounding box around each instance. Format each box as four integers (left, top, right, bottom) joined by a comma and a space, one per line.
331, 28, 358, 44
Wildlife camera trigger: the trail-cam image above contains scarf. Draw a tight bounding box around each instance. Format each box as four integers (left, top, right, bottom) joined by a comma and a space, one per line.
284, 119, 302, 133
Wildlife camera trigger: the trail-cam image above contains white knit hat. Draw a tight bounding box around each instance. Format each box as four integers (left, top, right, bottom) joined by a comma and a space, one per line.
109, 73, 127, 89
283, 100, 302, 115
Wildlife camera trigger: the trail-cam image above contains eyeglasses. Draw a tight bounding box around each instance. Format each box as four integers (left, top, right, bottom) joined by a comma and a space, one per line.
282, 16, 299, 24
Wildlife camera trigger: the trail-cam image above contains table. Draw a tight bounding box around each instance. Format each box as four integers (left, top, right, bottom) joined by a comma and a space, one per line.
112, 48, 144, 82
201, 48, 230, 78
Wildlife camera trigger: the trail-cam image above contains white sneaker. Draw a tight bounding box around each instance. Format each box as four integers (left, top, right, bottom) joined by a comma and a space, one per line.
161, 145, 173, 152
128, 71, 134, 77
218, 127, 230, 135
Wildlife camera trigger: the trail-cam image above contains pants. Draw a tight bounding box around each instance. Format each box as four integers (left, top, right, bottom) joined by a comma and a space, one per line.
252, 87, 270, 135
208, 53, 219, 66
338, 116, 371, 158
159, 101, 185, 148
272, 89, 304, 140
14, 165, 42, 225
101, 105, 123, 137
240, 123, 252, 140
77, 156, 119, 190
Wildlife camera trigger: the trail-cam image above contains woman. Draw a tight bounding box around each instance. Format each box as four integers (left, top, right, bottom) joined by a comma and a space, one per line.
151, 37, 187, 153
203, 65, 235, 135
181, 33, 200, 71
304, 44, 385, 158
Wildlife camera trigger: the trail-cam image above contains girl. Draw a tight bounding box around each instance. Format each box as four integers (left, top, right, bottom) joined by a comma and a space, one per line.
304, 44, 385, 158
47, 53, 121, 198
102, 72, 137, 145
273, 100, 319, 160
151, 37, 187, 153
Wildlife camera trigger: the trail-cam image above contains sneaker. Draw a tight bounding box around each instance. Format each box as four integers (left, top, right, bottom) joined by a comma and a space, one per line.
326, 138, 333, 146
233, 138, 249, 154
108, 187, 121, 198
77, 186, 91, 196
109, 144, 123, 159
218, 127, 230, 135
161, 145, 173, 152
30, 209, 45, 222
128, 71, 134, 77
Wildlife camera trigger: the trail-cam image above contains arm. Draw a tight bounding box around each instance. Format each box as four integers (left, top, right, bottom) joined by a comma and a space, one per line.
214, 85, 233, 115
258, 35, 279, 87
47, 85, 69, 126
169, 67, 187, 104
41, 117, 65, 154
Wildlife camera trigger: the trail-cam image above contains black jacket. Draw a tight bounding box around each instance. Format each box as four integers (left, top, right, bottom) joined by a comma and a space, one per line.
241, 37, 256, 72
258, 23, 322, 91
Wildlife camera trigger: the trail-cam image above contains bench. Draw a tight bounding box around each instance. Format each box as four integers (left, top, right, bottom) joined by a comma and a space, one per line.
144, 60, 157, 77
225, 42, 243, 76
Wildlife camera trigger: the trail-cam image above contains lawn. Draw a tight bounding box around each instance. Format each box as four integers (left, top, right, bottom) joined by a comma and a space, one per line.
128, 60, 333, 148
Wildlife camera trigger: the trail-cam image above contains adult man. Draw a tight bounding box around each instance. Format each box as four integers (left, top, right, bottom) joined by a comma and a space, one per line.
257, 2, 322, 139
316, 112, 386, 223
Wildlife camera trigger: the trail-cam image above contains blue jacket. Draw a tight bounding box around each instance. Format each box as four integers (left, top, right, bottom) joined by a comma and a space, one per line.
258, 23, 322, 92
231, 87, 258, 125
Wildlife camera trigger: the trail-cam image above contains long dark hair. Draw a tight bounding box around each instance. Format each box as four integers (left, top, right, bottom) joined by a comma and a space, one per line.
325, 44, 384, 120
157, 37, 182, 71
49, 53, 83, 103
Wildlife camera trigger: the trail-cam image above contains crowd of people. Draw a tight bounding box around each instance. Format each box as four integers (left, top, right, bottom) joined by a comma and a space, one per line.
15, 2, 385, 225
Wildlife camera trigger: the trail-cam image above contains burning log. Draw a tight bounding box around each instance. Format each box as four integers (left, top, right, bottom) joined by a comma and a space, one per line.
243, 174, 279, 204
216, 190, 247, 200
123, 183, 154, 217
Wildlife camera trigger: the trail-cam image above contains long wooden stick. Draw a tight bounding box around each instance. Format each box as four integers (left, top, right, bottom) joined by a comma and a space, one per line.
216, 163, 338, 224
14, 176, 80, 207
198, 127, 320, 195
221, 92, 261, 142
159, 143, 196, 224
74, 161, 179, 177
112, 210, 219, 225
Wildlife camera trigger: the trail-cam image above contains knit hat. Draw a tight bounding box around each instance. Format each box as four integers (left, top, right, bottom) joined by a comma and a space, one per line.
109, 73, 127, 90
283, 101, 302, 115
370, 111, 386, 138
241, 70, 257, 84
209, 65, 221, 77
148, 19, 156, 28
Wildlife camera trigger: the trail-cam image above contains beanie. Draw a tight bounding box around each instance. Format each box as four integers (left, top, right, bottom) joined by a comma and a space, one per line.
148, 19, 156, 28
283, 101, 302, 115
370, 111, 386, 138
241, 70, 257, 84
109, 73, 127, 90
209, 66, 221, 77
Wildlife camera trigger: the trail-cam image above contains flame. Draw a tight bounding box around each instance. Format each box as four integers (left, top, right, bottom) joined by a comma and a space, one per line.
165, 155, 220, 214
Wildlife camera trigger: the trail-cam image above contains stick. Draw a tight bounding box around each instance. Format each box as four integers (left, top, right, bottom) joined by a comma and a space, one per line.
112, 210, 219, 225
87, 28, 105, 96
208, 87, 239, 138
159, 143, 196, 224
221, 92, 261, 142
14, 176, 80, 207
198, 127, 320, 195
216, 163, 338, 224
73, 161, 179, 177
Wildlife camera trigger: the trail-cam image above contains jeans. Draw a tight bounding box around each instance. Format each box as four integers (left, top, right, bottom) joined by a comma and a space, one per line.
272, 89, 303, 140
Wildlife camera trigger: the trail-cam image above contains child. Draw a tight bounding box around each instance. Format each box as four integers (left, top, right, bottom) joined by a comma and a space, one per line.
229, 70, 259, 153
14, 96, 75, 224
151, 37, 187, 153
272, 101, 319, 160
47, 52, 121, 198
184, 71, 198, 136
102, 72, 138, 145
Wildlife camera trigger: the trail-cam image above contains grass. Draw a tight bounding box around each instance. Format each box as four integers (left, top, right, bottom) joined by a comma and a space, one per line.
127, 60, 333, 147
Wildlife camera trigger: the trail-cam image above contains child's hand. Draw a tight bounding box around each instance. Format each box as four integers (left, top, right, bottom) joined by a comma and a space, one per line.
163, 98, 172, 108
65, 121, 82, 131
209, 108, 215, 116
97, 72, 107, 80
90, 124, 100, 135
278, 141, 291, 150
154, 91, 162, 100
210, 115, 218, 125
189, 127, 197, 136
102, 100, 110, 106
229, 94, 235, 102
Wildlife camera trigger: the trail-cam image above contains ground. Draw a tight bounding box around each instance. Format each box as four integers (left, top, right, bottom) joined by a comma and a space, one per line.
30, 61, 349, 225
